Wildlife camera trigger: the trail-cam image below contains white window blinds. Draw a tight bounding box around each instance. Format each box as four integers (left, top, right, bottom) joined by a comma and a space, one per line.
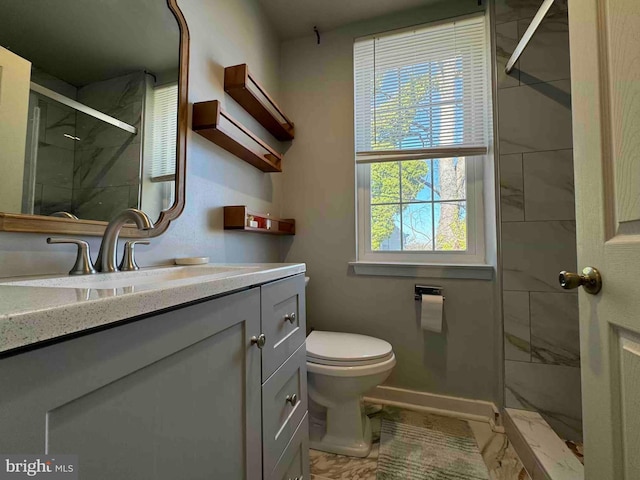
354, 15, 489, 162
149, 83, 178, 180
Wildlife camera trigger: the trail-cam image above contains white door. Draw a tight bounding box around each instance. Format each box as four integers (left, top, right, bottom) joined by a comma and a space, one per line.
0, 47, 30, 213
568, 0, 640, 478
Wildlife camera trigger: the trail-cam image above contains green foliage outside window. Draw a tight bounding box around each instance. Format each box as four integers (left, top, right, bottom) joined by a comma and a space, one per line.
370, 161, 429, 250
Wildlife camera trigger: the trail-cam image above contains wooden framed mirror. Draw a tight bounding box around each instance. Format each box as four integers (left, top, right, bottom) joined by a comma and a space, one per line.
0, 0, 189, 238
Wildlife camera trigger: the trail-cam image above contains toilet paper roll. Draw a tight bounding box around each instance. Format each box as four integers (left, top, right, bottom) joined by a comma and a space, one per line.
420, 294, 443, 333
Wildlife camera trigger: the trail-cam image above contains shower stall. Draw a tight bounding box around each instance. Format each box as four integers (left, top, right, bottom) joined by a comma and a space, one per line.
493, 0, 584, 473
22, 69, 176, 223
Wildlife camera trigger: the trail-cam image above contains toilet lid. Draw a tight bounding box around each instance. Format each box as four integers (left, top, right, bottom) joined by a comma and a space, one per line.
306, 331, 393, 364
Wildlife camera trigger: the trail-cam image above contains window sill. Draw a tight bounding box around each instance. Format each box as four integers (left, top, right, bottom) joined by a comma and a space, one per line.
348, 261, 494, 280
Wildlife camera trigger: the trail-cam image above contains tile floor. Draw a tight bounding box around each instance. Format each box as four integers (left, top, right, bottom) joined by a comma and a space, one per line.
310, 404, 531, 480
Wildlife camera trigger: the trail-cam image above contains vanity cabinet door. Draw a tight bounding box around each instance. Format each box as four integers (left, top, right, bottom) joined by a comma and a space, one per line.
0, 288, 262, 480
261, 274, 306, 380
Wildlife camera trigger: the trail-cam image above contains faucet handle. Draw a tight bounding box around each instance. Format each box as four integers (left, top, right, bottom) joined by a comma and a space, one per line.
119, 240, 150, 272
47, 237, 97, 276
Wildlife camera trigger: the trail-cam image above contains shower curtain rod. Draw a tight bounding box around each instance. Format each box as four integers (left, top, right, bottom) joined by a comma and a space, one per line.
505, 0, 555, 74
30, 82, 138, 135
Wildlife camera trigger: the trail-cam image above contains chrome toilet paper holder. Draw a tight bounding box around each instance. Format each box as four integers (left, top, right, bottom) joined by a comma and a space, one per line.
414, 285, 445, 301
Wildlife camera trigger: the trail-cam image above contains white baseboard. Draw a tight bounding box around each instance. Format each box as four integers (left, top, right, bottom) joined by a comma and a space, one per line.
364, 385, 500, 428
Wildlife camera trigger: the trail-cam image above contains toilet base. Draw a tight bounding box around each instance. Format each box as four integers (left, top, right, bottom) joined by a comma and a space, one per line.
309, 413, 372, 457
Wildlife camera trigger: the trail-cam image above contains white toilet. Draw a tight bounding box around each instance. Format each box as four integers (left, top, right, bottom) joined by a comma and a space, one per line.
306, 330, 396, 457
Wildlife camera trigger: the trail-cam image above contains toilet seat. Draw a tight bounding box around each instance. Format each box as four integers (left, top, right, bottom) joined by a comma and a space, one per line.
306, 331, 395, 376
307, 351, 394, 367
307, 352, 396, 377
306, 331, 392, 364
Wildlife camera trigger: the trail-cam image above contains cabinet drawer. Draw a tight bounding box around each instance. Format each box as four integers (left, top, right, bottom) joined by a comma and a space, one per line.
262, 344, 308, 477
261, 274, 306, 380
268, 413, 310, 480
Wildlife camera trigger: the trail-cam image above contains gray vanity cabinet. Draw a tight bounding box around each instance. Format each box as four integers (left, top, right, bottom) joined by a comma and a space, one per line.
0, 273, 309, 480
0, 288, 263, 479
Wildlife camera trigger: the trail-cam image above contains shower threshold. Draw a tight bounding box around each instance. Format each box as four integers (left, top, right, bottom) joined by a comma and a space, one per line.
503, 408, 584, 480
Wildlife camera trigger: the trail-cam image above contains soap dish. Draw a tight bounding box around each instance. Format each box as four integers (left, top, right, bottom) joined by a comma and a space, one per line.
175, 257, 210, 265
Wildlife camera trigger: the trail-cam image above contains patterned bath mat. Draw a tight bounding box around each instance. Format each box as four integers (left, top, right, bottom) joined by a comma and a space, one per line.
377, 415, 489, 480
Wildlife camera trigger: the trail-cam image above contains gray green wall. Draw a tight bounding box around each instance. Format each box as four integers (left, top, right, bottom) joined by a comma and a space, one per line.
279, 2, 502, 403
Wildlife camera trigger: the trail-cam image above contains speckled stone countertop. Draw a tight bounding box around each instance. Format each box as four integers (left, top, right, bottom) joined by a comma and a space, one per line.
0, 263, 305, 355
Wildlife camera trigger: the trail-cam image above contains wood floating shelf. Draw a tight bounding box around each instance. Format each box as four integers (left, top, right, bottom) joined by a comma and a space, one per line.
192, 100, 282, 173
224, 64, 295, 141
224, 206, 295, 235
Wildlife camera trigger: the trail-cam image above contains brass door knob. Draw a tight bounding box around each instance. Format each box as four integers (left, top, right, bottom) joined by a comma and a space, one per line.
559, 267, 602, 295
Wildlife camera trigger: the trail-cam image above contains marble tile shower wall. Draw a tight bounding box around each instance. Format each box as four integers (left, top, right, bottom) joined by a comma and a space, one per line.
33, 97, 77, 216
73, 72, 145, 221
494, 0, 582, 442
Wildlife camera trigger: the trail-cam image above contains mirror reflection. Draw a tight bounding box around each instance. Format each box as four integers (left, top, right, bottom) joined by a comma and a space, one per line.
0, 0, 180, 223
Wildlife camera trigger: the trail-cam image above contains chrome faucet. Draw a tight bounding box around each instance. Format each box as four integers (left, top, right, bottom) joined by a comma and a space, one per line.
95, 208, 154, 273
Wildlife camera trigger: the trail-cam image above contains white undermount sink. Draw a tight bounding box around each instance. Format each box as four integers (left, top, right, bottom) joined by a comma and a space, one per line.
0, 265, 256, 290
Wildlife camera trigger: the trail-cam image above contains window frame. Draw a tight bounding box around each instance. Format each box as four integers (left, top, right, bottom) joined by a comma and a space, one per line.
357, 155, 485, 264
354, 13, 490, 266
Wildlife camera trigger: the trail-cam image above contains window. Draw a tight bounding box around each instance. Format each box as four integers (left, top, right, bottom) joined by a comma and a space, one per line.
354, 14, 490, 265
149, 82, 178, 182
